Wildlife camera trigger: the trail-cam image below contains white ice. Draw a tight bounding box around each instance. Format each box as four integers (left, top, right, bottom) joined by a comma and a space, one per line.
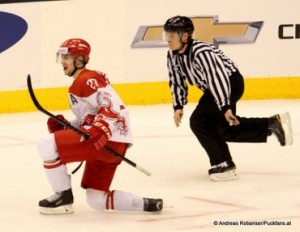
0, 99, 299, 232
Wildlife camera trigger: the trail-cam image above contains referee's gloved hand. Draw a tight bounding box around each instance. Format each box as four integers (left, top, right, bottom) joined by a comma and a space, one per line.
82, 120, 112, 151
47, 114, 68, 133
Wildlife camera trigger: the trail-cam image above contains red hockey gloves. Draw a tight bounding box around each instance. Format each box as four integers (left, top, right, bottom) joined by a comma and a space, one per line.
80, 114, 95, 127
82, 120, 112, 151
47, 114, 68, 133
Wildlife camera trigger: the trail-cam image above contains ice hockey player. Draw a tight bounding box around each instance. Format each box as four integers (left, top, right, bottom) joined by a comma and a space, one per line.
37, 38, 163, 214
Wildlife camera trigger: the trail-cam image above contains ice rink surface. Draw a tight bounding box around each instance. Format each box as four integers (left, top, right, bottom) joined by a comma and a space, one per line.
0, 99, 299, 232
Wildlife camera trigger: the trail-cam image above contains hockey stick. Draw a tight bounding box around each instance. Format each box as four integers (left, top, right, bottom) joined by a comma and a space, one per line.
27, 74, 151, 176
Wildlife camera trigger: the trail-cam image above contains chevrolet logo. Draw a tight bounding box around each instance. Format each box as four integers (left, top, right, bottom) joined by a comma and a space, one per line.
131, 16, 263, 48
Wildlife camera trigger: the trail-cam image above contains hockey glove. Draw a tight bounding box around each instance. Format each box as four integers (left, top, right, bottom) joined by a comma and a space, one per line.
80, 114, 96, 127
82, 120, 112, 151
47, 114, 68, 133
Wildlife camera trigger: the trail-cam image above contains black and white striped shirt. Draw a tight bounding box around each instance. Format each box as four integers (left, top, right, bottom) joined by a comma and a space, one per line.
167, 39, 238, 111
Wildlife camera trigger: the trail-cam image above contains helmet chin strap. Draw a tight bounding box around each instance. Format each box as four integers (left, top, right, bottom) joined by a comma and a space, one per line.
68, 60, 86, 77
68, 65, 77, 77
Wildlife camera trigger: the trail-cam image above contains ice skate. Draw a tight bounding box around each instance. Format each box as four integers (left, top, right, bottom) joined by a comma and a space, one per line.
208, 160, 238, 182
268, 112, 293, 146
143, 198, 163, 212
39, 188, 74, 215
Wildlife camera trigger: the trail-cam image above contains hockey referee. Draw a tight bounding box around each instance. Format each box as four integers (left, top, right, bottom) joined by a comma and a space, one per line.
163, 15, 293, 181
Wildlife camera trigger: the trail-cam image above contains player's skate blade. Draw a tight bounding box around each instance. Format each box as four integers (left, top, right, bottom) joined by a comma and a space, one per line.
39, 204, 74, 215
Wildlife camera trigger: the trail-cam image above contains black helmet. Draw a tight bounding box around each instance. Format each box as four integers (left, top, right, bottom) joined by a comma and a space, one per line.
164, 16, 194, 35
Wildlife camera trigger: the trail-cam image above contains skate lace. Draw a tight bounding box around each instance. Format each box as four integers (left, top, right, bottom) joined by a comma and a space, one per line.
46, 192, 62, 203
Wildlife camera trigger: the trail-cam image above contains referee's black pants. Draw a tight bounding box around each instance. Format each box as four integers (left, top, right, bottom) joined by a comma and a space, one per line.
190, 70, 269, 166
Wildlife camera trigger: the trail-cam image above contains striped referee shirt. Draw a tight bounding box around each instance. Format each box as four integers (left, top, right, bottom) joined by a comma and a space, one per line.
167, 39, 238, 111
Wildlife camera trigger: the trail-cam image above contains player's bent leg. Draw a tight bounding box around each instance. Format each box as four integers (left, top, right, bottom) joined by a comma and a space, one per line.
113, 190, 163, 212
37, 133, 59, 161
38, 160, 73, 215
86, 189, 163, 212
86, 188, 107, 210
86, 189, 145, 211
37, 134, 73, 215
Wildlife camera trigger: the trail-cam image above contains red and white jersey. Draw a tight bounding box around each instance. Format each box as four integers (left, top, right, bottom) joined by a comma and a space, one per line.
68, 69, 132, 145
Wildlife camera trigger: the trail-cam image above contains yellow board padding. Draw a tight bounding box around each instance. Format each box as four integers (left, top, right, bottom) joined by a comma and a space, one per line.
0, 76, 300, 114
0, 87, 70, 114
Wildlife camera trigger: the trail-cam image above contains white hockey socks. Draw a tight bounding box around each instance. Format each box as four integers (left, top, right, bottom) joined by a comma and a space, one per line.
86, 189, 144, 211
43, 161, 71, 192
